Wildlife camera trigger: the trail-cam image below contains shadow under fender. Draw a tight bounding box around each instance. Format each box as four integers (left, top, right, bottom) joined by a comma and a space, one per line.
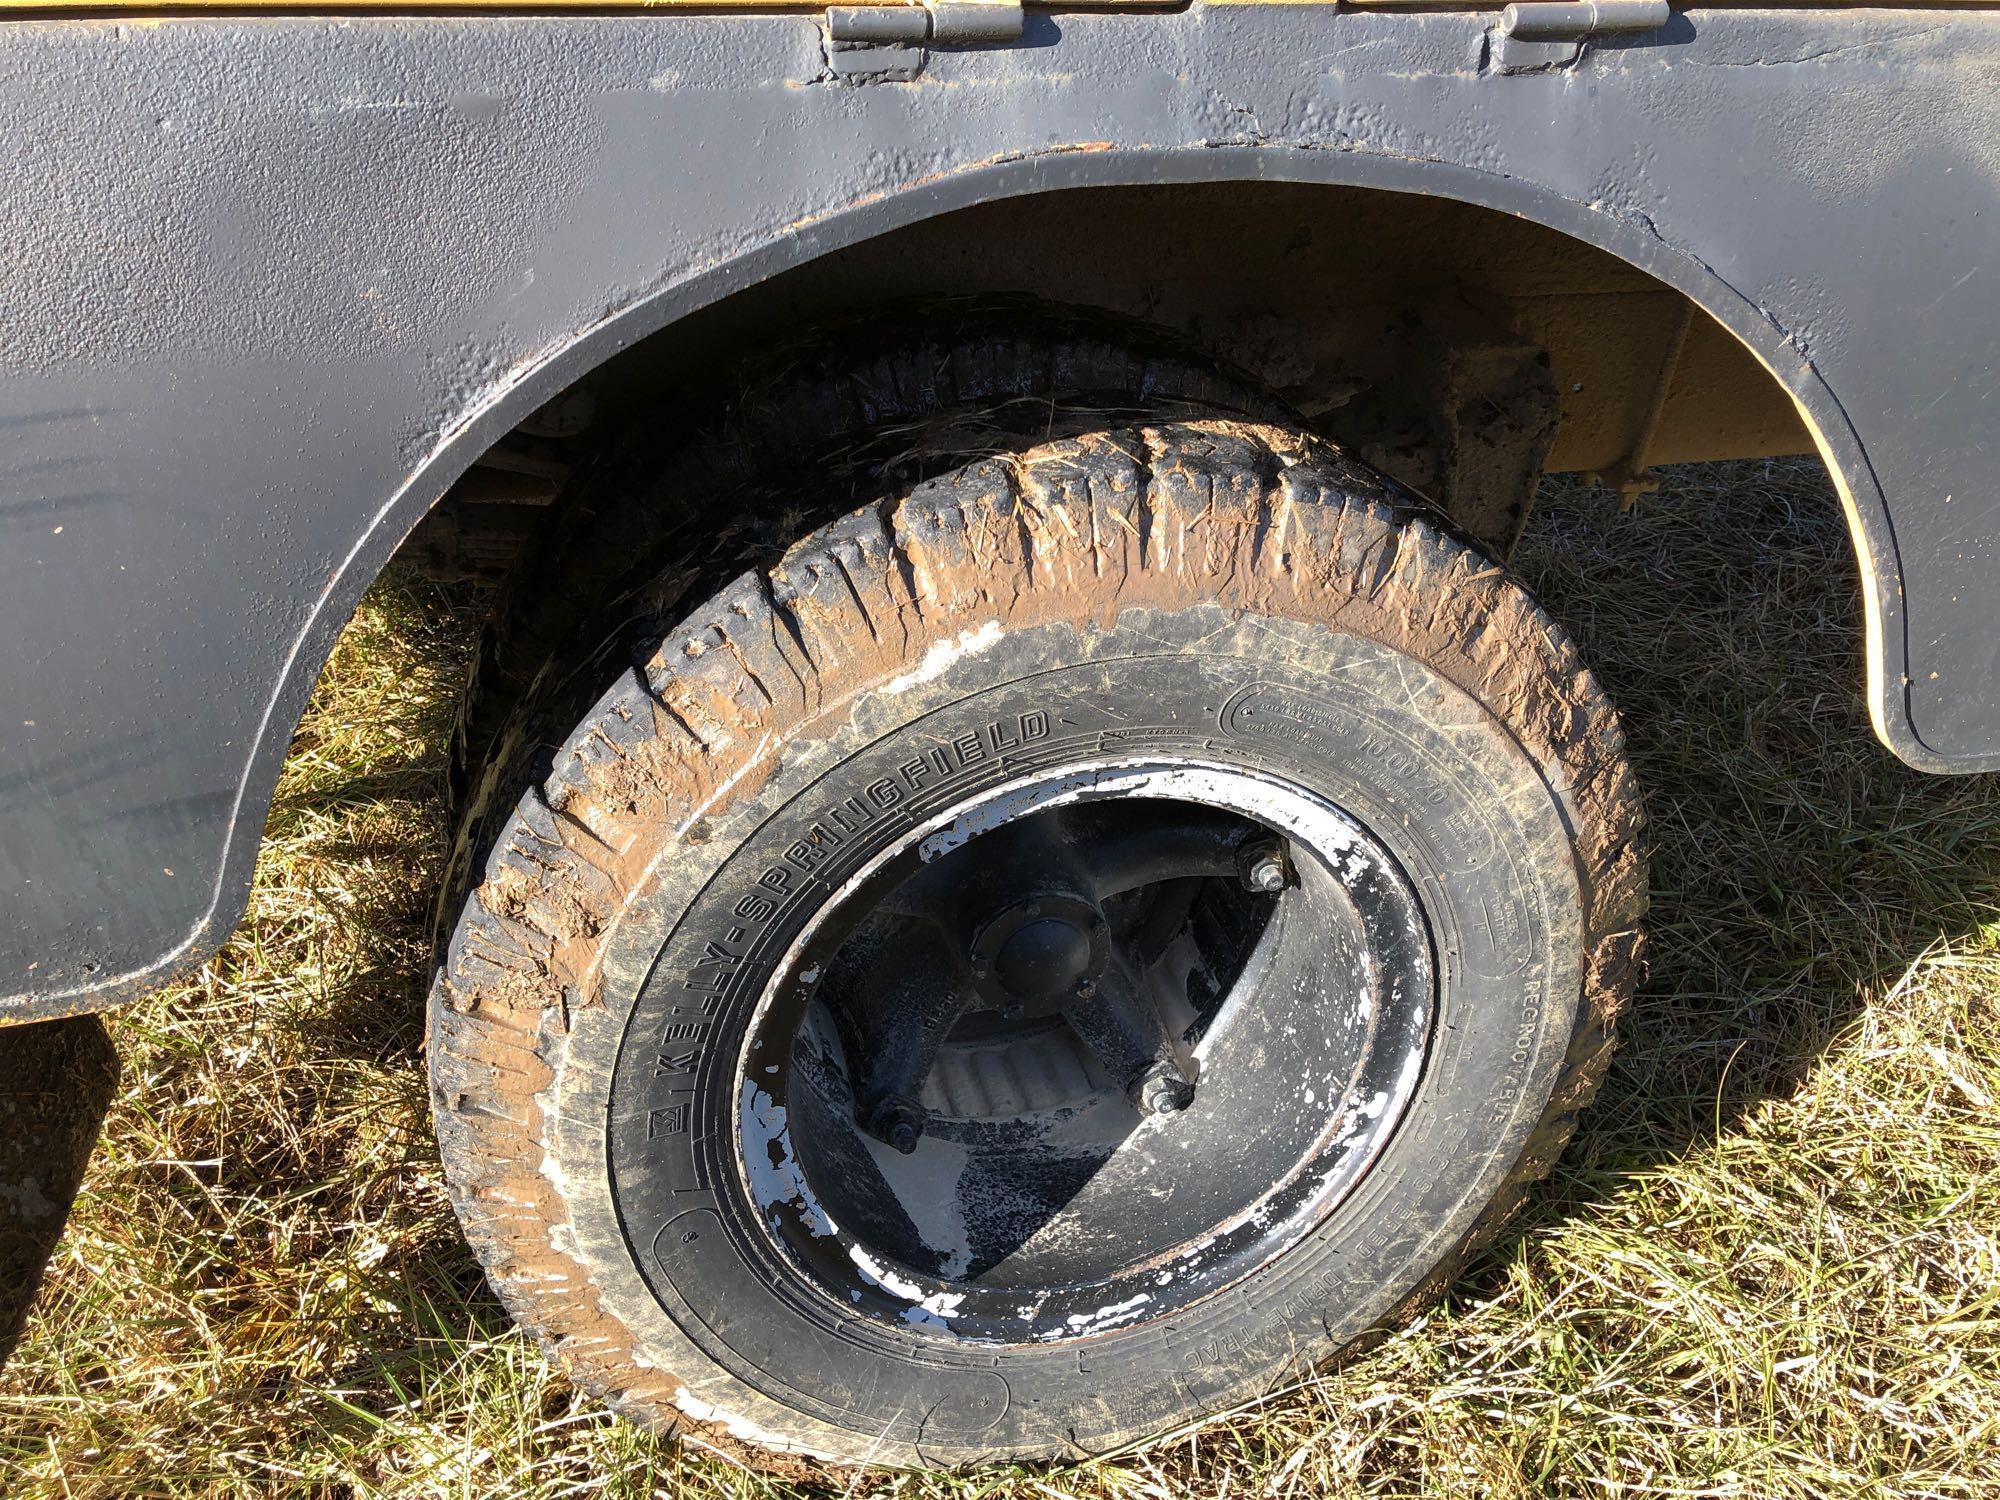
0, 1017, 119, 1368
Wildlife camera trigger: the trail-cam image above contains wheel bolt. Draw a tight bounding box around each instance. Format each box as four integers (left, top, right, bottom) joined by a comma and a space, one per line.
1243, 849, 1288, 893
1135, 1067, 1194, 1116
867, 1097, 925, 1155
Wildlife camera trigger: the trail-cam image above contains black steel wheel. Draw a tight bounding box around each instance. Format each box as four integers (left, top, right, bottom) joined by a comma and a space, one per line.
429, 418, 1646, 1468
745, 761, 1434, 1346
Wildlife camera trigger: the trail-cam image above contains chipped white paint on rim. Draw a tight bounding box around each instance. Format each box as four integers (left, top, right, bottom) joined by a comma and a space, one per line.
1061, 1292, 1153, 1335
738, 1080, 838, 1240
911, 760, 1370, 866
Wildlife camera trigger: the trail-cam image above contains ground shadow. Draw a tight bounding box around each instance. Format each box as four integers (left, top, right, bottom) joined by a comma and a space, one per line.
1499, 461, 2000, 1236
0, 1016, 118, 1370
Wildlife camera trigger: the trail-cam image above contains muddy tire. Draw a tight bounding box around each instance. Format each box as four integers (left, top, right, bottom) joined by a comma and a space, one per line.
439, 302, 1282, 941
428, 418, 1646, 1468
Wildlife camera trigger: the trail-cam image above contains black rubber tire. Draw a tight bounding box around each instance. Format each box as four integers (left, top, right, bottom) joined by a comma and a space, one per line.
437, 301, 1285, 946
428, 418, 1646, 1469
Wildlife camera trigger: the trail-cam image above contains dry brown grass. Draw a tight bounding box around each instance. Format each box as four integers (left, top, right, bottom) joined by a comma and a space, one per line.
3, 458, 1998, 1498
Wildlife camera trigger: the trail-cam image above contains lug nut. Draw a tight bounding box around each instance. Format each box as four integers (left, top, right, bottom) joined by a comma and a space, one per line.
1135, 1066, 1195, 1116
1242, 845, 1289, 893
866, 1097, 926, 1155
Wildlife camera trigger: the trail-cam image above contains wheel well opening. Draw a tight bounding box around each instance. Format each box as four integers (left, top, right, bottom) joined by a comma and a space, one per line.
393, 180, 1818, 584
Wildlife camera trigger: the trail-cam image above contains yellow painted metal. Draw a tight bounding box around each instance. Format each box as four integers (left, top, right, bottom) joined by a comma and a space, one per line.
0, 0, 844, 11
0, 0, 1347, 13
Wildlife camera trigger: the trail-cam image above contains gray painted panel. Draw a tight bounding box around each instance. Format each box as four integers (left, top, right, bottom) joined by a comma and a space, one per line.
1, 8, 1996, 1016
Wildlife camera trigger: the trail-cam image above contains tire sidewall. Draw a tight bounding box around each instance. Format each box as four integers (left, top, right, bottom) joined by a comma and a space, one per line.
550, 603, 1584, 1464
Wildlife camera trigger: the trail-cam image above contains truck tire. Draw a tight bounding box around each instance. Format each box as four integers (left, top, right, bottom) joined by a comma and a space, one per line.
438, 301, 1282, 944
428, 417, 1646, 1468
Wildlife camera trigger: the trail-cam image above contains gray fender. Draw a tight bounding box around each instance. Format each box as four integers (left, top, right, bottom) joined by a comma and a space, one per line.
2, 8, 1995, 1016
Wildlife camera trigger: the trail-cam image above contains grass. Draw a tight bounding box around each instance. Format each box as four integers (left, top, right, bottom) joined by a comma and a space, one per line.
3, 458, 1998, 1498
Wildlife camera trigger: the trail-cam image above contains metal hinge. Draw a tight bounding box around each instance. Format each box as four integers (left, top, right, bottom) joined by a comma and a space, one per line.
1489, 0, 1671, 75
825, 0, 1024, 82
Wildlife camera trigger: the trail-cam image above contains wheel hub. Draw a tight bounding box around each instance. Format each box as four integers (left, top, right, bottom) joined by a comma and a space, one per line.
993, 918, 1089, 998
971, 893, 1106, 1017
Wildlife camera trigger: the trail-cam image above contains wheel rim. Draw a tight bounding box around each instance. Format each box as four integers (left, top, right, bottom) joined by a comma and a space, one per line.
734, 759, 1435, 1344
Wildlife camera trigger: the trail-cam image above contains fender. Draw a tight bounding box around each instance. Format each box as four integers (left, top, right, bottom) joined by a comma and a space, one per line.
2, 7, 1995, 1016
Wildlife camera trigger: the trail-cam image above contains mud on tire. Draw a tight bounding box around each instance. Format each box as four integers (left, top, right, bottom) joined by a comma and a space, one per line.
438, 302, 1284, 942
428, 418, 1646, 1468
